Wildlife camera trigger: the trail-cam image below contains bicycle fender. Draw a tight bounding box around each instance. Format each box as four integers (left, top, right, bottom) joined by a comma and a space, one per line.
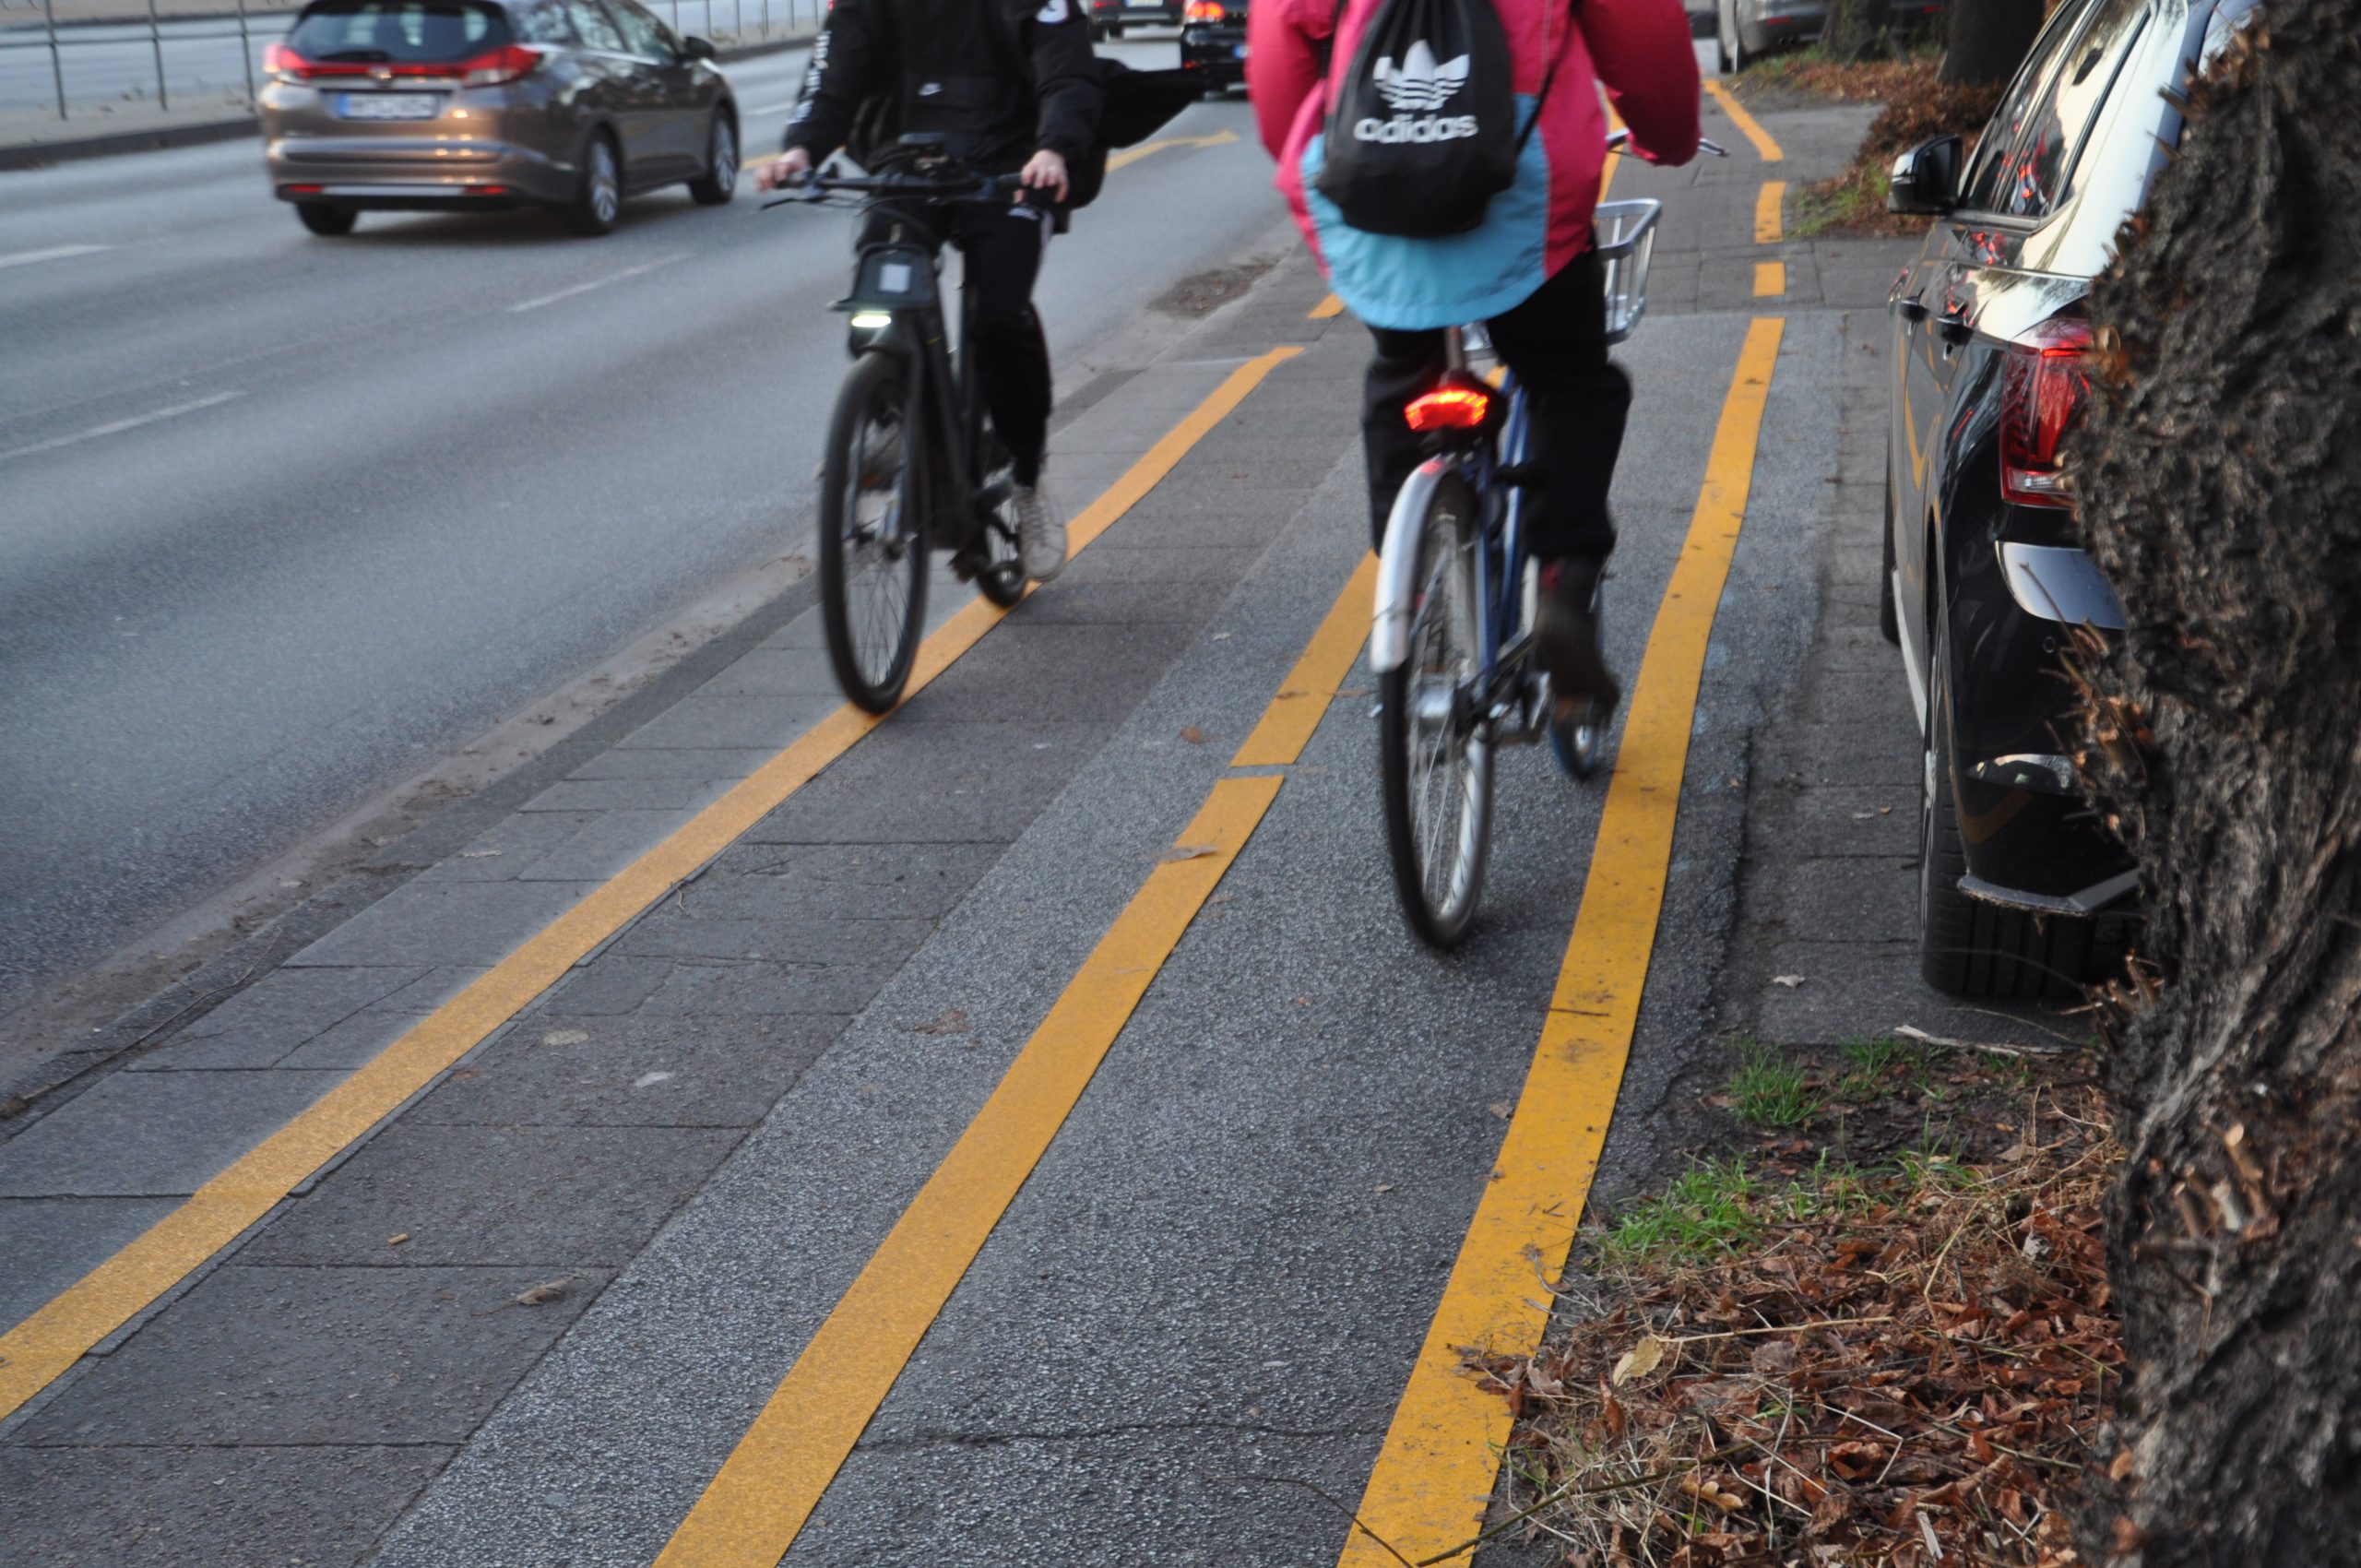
1370, 458, 1455, 674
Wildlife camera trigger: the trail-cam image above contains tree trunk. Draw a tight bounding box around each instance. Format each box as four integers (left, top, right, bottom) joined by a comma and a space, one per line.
1937, 0, 2044, 84
1822, 0, 1889, 62
2069, 6, 2361, 1564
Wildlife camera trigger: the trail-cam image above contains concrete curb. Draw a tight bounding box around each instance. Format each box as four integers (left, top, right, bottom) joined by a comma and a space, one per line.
0, 30, 811, 173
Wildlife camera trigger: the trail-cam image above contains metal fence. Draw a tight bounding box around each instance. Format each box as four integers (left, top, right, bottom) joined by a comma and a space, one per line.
0, 0, 819, 123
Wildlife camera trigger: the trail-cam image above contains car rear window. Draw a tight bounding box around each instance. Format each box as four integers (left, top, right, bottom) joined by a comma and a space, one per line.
287, 0, 511, 63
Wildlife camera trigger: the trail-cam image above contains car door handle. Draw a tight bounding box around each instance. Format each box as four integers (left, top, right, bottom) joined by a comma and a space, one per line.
1893, 296, 1930, 323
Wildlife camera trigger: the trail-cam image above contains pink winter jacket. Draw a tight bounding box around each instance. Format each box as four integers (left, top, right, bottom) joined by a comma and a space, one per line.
1248, 0, 1702, 329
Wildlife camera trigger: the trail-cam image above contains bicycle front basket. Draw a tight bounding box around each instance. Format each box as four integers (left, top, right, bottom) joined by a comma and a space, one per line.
1594, 198, 1663, 346
844, 243, 941, 314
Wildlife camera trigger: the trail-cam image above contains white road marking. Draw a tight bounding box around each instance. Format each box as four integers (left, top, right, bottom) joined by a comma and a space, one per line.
508, 252, 688, 314
0, 244, 113, 271
0, 390, 243, 465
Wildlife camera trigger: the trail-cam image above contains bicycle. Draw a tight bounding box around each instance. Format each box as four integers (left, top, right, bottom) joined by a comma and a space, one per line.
1370, 134, 1724, 946
765, 137, 1038, 712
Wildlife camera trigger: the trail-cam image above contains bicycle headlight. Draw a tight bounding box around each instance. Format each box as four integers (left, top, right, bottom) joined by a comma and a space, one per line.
848, 312, 894, 330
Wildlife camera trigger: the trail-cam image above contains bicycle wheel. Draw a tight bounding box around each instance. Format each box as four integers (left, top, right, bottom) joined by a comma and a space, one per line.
1380, 471, 1495, 948
818, 351, 929, 713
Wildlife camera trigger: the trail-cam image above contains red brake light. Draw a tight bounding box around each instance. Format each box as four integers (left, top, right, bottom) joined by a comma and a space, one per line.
263, 41, 539, 85
1405, 385, 1491, 433
1999, 315, 2092, 509
1184, 1, 1226, 19
450, 43, 542, 85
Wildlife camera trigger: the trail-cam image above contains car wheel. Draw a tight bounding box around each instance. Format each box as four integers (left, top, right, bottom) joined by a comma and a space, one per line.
296, 202, 357, 237
688, 113, 737, 206
565, 133, 622, 237
1916, 603, 2112, 999
1108, 22, 1124, 37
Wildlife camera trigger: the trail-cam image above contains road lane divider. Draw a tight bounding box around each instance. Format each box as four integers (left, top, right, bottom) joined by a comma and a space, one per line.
1754, 180, 1786, 244
0, 390, 245, 467
0, 345, 1304, 1428
656, 547, 1382, 1568
1106, 128, 1240, 172
1705, 79, 1785, 161
1335, 317, 1786, 1568
510, 253, 688, 314
0, 243, 112, 270
1311, 292, 1347, 320
1754, 259, 1786, 298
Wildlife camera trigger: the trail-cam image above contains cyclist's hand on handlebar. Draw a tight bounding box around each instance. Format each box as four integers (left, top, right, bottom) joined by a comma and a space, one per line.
1019, 148, 1068, 205
756, 146, 813, 193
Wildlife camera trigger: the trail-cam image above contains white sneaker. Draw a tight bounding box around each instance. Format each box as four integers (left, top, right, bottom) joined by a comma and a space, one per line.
1014, 480, 1066, 582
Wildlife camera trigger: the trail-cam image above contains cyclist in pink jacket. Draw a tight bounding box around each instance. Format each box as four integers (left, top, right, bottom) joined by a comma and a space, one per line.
1249, 0, 1699, 710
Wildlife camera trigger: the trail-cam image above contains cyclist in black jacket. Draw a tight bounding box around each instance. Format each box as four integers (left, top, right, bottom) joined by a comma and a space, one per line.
759, 0, 1100, 581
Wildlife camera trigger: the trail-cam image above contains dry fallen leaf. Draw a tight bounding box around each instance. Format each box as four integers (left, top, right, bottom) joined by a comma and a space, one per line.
632, 1070, 674, 1089
911, 1009, 971, 1036
541, 1029, 589, 1047
1772, 974, 1808, 989
1180, 725, 1206, 744
458, 848, 503, 860
2109, 1447, 2137, 1482
386, 1232, 410, 1247
1610, 1333, 1666, 1386
515, 1278, 572, 1307
1161, 844, 1219, 863
1488, 1099, 1514, 1120
1372, 1183, 1394, 1194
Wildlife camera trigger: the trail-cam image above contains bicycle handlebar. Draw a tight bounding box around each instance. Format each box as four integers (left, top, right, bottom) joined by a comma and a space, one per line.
1604, 128, 1728, 159
760, 163, 1029, 210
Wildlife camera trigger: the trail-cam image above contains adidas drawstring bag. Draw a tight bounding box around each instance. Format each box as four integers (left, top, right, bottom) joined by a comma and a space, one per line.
1313, 0, 1563, 238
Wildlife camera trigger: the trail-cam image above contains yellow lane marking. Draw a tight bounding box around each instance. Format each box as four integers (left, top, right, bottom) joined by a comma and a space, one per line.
1107, 128, 1240, 172
1335, 317, 1786, 1568
1705, 79, 1784, 161
0, 345, 1304, 1426
658, 555, 1382, 1568
1311, 292, 1347, 320
1754, 180, 1786, 243
1231, 552, 1380, 767
1754, 259, 1787, 297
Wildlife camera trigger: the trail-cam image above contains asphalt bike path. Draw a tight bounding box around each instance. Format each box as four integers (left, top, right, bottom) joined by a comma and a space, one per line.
0, 83, 1900, 1567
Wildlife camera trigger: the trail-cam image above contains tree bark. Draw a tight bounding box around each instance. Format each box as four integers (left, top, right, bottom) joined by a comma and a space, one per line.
2069, 5, 2361, 1564
1938, 0, 2044, 84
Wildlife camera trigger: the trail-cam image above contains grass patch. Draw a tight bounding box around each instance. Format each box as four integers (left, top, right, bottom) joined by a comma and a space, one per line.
1725, 1039, 1821, 1127
1598, 1159, 1763, 1268
1833, 1033, 1920, 1097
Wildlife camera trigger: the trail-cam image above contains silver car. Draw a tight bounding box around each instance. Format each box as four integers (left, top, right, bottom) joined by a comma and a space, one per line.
260, 0, 739, 236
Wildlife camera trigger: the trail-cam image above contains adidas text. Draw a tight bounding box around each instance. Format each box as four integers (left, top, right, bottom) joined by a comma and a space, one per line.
1352, 113, 1481, 145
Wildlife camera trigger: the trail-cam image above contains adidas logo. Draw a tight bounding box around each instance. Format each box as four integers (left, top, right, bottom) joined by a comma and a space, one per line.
1371, 41, 1468, 112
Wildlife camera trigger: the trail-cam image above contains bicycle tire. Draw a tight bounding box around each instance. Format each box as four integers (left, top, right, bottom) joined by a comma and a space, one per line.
1379, 471, 1495, 948
819, 351, 929, 713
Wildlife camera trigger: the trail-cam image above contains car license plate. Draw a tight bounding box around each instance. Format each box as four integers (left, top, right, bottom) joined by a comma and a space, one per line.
338, 92, 441, 121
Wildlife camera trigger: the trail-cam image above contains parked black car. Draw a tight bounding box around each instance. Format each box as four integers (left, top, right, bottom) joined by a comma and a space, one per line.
1090, 0, 1180, 39
1179, 0, 1246, 90
1882, 0, 2258, 996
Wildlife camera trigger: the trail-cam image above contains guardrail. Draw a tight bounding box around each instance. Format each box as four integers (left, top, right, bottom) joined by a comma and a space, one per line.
0, 0, 819, 123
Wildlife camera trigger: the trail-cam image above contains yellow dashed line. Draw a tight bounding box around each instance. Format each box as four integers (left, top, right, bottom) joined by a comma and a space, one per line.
1755, 179, 1786, 243
1755, 259, 1787, 297
1705, 78, 1785, 161
1334, 318, 1787, 1568
1311, 292, 1347, 320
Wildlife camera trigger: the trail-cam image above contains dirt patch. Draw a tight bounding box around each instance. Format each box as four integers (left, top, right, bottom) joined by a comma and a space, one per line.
1734, 53, 2005, 240
1482, 1048, 2118, 1566
1153, 257, 1277, 317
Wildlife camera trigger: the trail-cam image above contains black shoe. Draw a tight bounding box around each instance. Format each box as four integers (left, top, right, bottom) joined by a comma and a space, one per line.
1535, 555, 1621, 712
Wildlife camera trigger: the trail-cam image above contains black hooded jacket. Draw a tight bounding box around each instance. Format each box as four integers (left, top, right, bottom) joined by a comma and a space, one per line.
782, 0, 1100, 174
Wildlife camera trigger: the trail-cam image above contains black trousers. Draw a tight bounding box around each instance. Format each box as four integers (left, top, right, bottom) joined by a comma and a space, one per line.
860, 202, 1054, 485
1361, 248, 1631, 559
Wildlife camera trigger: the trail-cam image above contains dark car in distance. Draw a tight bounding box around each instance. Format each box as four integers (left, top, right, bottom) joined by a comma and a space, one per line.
1880, 0, 2259, 996
1090, 0, 1180, 39
260, 0, 739, 237
1179, 0, 1246, 89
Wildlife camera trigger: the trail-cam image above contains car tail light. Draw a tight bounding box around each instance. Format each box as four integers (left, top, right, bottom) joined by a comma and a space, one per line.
1184, 1, 1226, 19
1406, 384, 1490, 432
450, 43, 541, 85
1999, 315, 2093, 509
262, 42, 539, 85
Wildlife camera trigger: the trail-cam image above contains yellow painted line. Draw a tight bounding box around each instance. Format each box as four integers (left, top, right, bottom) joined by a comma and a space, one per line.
0, 345, 1305, 1426
1310, 292, 1347, 320
1754, 259, 1787, 297
1106, 128, 1240, 173
1231, 552, 1379, 767
1335, 317, 1786, 1568
1705, 78, 1784, 161
1754, 179, 1786, 243
658, 554, 1382, 1568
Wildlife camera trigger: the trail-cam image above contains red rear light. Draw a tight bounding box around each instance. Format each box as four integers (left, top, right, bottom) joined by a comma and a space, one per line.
1999, 315, 2092, 509
283, 183, 324, 194
1405, 384, 1491, 433
448, 43, 541, 85
262, 41, 539, 85
1184, 1, 1226, 19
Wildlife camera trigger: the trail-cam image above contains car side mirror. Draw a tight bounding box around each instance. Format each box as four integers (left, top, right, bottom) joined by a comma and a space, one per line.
681, 34, 716, 59
1888, 135, 1960, 216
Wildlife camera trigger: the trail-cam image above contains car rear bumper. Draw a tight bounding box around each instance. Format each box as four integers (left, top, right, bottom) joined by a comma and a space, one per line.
265, 134, 574, 207
1180, 25, 1247, 82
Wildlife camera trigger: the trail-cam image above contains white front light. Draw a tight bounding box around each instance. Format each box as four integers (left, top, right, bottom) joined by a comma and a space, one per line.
849, 312, 893, 329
